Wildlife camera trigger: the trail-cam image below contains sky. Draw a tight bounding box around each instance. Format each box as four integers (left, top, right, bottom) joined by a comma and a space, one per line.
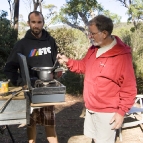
0, 0, 128, 22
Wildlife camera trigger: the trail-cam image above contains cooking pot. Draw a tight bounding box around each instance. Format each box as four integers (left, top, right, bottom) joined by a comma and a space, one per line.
31, 67, 63, 81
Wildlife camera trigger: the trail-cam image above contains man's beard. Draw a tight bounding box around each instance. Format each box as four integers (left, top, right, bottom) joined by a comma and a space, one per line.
31, 28, 42, 36
91, 39, 102, 46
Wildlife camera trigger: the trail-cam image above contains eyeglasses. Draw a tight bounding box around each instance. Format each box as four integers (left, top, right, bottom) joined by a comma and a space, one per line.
88, 31, 100, 36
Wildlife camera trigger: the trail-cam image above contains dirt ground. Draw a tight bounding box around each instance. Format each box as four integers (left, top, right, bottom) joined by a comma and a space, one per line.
0, 94, 143, 143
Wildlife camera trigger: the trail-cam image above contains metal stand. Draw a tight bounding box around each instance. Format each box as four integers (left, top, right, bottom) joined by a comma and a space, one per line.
0, 125, 15, 143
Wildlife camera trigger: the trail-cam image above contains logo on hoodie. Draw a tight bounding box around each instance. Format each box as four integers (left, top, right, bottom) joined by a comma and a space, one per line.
29, 47, 51, 57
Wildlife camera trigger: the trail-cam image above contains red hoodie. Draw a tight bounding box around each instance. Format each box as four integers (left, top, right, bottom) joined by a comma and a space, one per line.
66, 36, 137, 116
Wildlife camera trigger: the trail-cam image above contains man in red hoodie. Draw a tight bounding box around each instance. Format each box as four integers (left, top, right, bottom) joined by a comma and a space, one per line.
57, 15, 137, 143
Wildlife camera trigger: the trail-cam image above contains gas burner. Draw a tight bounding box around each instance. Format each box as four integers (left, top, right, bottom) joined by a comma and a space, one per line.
34, 79, 60, 88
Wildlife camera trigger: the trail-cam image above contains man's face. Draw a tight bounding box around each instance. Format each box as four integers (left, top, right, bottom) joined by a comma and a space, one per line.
28, 13, 44, 37
88, 24, 103, 46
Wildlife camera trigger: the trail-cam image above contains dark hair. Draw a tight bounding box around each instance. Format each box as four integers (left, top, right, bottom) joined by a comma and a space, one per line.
28, 11, 44, 23
88, 15, 113, 35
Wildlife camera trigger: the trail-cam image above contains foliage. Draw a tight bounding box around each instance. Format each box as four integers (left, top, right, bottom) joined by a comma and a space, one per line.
60, 70, 84, 95
54, 0, 103, 33
129, 24, 143, 78
43, 4, 58, 27
0, 11, 17, 75
136, 77, 143, 94
0, 10, 8, 18
113, 22, 143, 93
103, 10, 121, 24
49, 27, 77, 58
18, 14, 30, 39
71, 27, 90, 59
53, 0, 121, 35
127, 0, 143, 22
48, 27, 89, 59
113, 22, 133, 37
117, 0, 143, 29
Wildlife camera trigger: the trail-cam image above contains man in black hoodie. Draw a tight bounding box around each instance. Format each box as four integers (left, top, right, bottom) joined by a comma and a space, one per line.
4, 11, 58, 143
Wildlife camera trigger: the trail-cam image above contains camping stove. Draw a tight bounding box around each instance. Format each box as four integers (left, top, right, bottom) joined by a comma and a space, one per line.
30, 79, 66, 104
17, 53, 66, 104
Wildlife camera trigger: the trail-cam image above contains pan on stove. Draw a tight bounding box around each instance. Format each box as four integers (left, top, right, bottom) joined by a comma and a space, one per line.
31, 67, 63, 81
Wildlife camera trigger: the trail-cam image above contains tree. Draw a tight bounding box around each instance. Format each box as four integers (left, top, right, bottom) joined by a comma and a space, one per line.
33, 0, 43, 12
54, 0, 121, 36
0, 11, 17, 71
103, 10, 121, 24
43, 4, 57, 27
56, 0, 103, 34
6, 0, 20, 39
116, 0, 143, 29
7, 0, 13, 22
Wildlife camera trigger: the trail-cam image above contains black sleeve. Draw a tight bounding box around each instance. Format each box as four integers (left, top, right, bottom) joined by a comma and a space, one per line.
4, 42, 24, 86
4, 61, 23, 86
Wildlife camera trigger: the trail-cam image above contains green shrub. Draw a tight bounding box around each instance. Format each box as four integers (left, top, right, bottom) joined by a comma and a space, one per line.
0, 11, 17, 80
115, 23, 143, 94
0, 11, 17, 71
60, 70, 84, 95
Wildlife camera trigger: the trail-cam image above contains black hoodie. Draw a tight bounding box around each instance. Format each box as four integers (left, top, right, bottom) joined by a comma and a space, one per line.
4, 29, 58, 86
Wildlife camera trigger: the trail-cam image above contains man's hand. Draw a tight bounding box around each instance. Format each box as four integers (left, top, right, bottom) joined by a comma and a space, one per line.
57, 53, 69, 65
110, 113, 124, 130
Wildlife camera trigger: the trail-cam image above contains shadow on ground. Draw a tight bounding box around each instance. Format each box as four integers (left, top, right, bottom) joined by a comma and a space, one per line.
0, 102, 85, 143
1, 101, 143, 143
55, 102, 84, 143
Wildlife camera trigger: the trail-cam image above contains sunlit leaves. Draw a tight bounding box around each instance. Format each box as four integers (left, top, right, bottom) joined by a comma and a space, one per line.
117, 0, 143, 28
54, 0, 121, 34
103, 10, 121, 24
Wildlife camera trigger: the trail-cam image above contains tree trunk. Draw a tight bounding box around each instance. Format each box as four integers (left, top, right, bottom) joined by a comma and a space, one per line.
39, 0, 42, 13
33, 0, 42, 12
33, 0, 39, 11
7, 0, 13, 23
13, 0, 20, 39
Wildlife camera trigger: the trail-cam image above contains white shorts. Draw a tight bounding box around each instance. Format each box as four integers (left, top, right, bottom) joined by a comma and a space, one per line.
84, 109, 116, 143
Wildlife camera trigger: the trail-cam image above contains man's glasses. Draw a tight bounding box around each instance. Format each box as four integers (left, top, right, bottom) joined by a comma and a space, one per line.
88, 31, 100, 36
